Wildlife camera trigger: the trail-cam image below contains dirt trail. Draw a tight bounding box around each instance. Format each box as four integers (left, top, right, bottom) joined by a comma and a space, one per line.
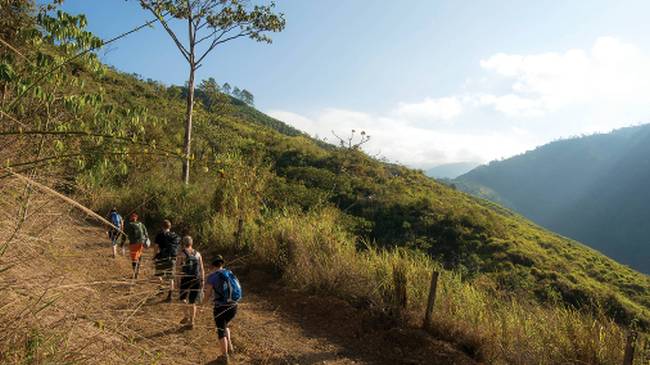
9, 225, 478, 365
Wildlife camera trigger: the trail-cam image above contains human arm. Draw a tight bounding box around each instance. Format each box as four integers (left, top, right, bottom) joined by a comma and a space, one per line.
153, 232, 160, 256
176, 252, 184, 282
204, 272, 213, 302
199, 254, 206, 287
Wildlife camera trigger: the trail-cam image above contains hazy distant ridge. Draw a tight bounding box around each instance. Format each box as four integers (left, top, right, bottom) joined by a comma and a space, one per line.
456, 124, 650, 273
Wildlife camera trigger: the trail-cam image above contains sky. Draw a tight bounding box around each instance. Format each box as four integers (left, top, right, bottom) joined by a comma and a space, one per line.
60, 0, 650, 169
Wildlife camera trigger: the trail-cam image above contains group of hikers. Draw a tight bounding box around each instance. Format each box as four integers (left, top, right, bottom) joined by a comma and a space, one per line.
107, 208, 240, 363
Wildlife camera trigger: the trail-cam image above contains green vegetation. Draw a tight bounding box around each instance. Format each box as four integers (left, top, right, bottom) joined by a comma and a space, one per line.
1, 1, 649, 364
455, 125, 650, 274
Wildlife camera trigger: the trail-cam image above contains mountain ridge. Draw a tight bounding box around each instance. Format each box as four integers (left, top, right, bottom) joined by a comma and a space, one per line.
456, 124, 650, 273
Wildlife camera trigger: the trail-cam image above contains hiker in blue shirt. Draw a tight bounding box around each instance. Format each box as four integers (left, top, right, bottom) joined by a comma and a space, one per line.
205, 255, 241, 363
107, 207, 124, 258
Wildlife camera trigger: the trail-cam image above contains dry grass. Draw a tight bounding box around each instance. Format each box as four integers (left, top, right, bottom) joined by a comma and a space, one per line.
0, 179, 200, 364
208, 207, 648, 365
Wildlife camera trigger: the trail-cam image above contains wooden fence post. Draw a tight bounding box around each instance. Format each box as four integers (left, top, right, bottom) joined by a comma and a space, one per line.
234, 218, 243, 246
423, 270, 439, 330
623, 330, 637, 365
393, 265, 407, 316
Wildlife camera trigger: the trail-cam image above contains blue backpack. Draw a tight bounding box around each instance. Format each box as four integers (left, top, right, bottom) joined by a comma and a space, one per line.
214, 269, 242, 304
110, 212, 122, 229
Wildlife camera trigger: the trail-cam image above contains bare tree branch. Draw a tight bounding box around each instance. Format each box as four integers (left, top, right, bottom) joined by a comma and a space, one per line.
141, 4, 191, 61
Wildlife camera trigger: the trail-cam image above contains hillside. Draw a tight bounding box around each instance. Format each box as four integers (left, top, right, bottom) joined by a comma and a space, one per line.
1, 2, 649, 364
456, 125, 650, 274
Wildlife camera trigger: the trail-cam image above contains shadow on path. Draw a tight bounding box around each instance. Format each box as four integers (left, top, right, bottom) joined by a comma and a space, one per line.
239, 269, 479, 365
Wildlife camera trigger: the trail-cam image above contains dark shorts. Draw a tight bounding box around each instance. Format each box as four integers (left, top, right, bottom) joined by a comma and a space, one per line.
179, 278, 201, 304
154, 256, 176, 279
213, 304, 237, 338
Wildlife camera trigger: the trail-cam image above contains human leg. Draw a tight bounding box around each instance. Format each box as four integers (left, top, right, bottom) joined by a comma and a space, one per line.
166, 258, 176, 301
179, 278, 192, 323
134, 256, 143, 279
214, 305, 237, 355
187, 279, 200, 326
226, 328, 234, 352
190, 303, 197, 327
129, 243, 144, 279
110, 231, 117, 258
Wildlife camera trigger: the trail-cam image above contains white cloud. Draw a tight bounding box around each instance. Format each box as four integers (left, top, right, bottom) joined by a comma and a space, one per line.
477, 94, 544, 117
392, 97, 462, 122
479, 36, 650, 116
267, 108, 534, 168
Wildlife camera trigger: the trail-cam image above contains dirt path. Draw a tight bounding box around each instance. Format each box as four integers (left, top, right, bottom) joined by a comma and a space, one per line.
14, 226, 477, 365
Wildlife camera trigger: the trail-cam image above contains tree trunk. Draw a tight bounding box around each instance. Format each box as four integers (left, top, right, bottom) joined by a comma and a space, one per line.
182, 65, 195, 184
182, 11, 196, 185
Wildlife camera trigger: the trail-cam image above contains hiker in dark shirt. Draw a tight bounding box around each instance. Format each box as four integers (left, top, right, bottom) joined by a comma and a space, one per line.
205, 255, 242, 363
154, 219, 181, 302
178, 236, 204, 329
121, 212, 149, 279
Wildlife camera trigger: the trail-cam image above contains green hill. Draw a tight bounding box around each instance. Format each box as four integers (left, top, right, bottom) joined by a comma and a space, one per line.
456, 125, 650, 274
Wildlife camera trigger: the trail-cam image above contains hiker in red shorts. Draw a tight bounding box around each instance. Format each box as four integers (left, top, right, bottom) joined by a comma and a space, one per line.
121, 212, 149, 279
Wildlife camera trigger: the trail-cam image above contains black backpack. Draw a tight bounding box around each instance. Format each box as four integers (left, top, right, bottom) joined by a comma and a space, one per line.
168, 232, 181, 256
182, 249, 200, 278
155, 231, 181, 259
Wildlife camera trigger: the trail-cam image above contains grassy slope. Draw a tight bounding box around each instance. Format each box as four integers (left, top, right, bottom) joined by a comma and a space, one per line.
455, 125, 650, 274
85, 68, 650, 326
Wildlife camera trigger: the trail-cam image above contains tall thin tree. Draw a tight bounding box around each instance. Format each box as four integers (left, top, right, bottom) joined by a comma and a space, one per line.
138, 0, 285, 184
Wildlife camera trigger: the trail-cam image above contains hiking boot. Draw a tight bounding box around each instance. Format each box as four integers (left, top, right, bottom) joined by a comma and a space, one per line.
180, 317, 189, 325
216, 354, 229, 365
164, 292, 172, 303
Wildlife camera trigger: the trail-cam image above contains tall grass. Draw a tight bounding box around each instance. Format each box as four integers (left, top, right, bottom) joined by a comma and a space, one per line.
224, 208, 633, 365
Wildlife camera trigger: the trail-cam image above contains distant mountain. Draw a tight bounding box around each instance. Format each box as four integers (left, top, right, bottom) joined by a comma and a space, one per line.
426, 162, 481, 179
456, 124, 650, 273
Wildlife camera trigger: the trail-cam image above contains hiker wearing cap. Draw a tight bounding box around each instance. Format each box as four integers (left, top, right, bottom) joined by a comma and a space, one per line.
178, 236, 205, 328
121, 212, 149, 279
107, 207, 124, 258
154, 219, 181, 302
205, 255, 242, 363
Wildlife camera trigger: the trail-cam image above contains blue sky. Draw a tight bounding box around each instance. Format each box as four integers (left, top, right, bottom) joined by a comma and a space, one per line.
61, 0, 650, 168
